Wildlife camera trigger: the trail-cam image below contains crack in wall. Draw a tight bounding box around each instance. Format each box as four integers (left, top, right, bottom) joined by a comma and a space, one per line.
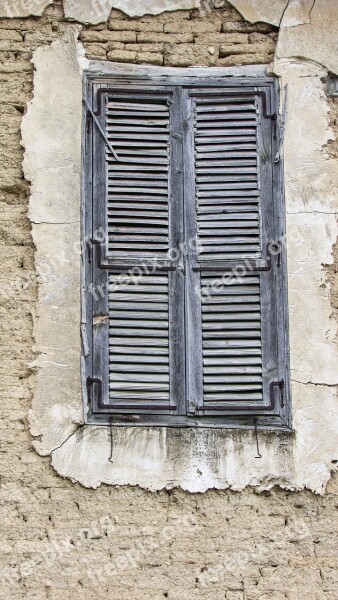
50, 424, 86, 455
309, 0, 316, 24
291, 378, 338, 388
279, 0, 291, 28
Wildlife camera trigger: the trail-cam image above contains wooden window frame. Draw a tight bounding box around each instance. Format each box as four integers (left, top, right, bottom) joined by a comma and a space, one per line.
82, 65, 291, 431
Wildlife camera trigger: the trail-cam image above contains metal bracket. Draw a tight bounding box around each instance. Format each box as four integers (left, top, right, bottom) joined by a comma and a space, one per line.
254, 417, 262, 458
86, 377, 103, 407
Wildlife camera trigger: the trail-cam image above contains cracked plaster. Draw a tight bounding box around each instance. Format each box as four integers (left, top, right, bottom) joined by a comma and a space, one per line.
21, 17, 338, 491
0, 0, 52, 17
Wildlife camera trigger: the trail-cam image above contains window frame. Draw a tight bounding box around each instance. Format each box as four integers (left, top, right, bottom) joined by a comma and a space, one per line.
82, 65, 291, 431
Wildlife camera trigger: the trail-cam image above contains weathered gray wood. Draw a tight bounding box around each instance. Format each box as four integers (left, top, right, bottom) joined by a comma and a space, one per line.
271, 79, 291, 427
91, 85, 110, 411
182, 89, 204, 414
168, 86, 186, 415
82, 78, 93, 418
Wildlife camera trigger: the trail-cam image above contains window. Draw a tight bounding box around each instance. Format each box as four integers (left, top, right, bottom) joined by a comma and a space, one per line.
83, 69, 290, 429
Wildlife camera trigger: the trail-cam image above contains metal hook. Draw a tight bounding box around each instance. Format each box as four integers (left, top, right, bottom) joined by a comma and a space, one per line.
254, 418, 262, 459
108, 417, 114, 464
84, 97, 120, 161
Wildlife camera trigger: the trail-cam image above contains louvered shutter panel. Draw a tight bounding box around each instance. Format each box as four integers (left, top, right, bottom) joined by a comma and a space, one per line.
184, 90, 280, 414
90, 89, 184, 414
106, 99, 170, 258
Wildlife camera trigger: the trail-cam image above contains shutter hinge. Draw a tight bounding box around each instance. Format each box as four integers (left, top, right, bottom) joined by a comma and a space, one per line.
86, 240, 92, 264
81, 324, 89, 357
270, 379, 285, 408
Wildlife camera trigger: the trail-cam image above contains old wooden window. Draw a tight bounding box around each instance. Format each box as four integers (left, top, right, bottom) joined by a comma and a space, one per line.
83, 69, 290, 429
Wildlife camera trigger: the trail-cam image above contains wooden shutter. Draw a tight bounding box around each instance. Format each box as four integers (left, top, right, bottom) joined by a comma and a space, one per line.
84, 74, 288, 427
90, 88, 185, 414
183, 89, 281, 415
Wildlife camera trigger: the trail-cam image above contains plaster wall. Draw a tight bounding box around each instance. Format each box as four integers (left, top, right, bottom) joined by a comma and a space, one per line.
0, 1, 337, 598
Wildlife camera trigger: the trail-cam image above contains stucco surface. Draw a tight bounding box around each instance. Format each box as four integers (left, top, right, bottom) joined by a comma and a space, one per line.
64, 0, 200, 23
277, 0, 338, 75
227, 0, 287, 27
22, 25, 338, 492
21, 26, 88, 456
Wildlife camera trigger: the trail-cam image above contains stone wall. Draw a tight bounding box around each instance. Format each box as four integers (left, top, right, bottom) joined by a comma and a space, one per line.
79, 6, 277, 66
0, 1, 337, 598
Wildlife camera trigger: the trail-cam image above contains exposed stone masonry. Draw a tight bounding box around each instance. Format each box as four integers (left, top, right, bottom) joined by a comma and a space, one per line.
80, 5, 277, 66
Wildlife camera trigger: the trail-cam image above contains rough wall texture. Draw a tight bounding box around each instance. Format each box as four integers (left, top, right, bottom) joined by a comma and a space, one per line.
0, 1, 337, 598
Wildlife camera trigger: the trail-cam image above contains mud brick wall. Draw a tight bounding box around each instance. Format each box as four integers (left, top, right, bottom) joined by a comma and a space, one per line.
0, 2, 337, 599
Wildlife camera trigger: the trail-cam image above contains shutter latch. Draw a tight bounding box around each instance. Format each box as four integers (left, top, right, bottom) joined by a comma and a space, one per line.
187, 402, 197, 416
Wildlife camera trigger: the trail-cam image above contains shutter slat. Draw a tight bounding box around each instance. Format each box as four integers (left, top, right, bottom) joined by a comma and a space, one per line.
197, 136, 256, 145
109, 345, 168, 354
110, 354, 169, 364
196, 104, 256, 113
108, 165, 168, 172
111, 364, 170, 374
107, 101, 169, 112
196, 147, 257, 155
